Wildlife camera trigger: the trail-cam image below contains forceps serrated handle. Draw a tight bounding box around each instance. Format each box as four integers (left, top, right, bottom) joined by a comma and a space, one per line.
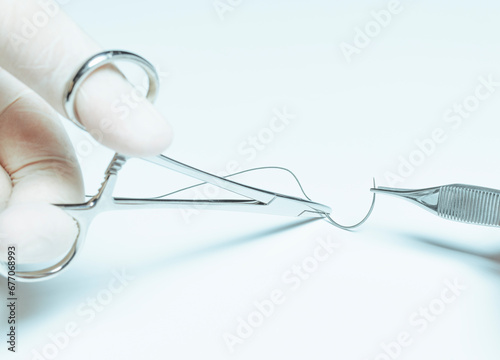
105, 153, 128, 176
437, 184, 500, 227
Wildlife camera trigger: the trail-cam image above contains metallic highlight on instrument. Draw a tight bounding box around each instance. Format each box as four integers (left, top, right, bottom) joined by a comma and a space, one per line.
371, 184, 500, 227
63, 50, 159, 130
0, 50, 375, 282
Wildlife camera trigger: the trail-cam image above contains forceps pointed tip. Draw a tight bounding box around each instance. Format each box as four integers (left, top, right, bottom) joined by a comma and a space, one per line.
370, 186, 394, 194
368, 184, 440, 215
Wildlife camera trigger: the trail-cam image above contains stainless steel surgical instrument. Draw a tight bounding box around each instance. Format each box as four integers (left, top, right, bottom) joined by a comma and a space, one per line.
372, 184, 500, 227
1, 50, 375, 282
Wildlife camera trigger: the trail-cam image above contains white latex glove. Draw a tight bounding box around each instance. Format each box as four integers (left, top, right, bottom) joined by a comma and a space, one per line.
0, 0, 173, 265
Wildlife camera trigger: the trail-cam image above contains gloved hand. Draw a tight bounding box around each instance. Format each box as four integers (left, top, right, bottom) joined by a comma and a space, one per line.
0, 0, 172, 265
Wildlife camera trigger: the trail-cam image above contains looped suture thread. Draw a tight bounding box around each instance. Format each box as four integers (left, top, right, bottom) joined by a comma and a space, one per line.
149, 166, 376, 230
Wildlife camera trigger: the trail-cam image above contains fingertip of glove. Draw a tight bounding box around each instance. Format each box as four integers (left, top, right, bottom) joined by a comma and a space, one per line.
75, 67, 174, 157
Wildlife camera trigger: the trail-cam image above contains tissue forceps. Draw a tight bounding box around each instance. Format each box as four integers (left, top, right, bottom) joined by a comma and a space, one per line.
372, 184, 500, 227
9, 50, 375, 282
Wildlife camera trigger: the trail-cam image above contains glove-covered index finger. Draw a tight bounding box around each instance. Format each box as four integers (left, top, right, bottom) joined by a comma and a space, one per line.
0, 0, 173, 156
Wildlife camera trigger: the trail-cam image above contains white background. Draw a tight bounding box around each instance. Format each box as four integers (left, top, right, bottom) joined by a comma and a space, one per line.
3, 0, 500, 359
